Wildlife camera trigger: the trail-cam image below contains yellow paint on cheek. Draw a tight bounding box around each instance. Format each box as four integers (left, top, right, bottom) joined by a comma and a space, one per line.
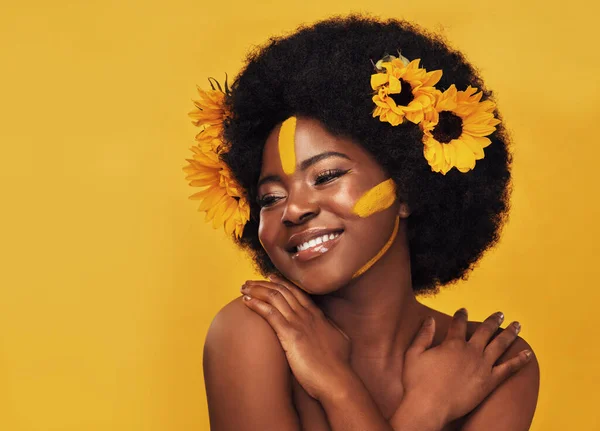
351, 178, 397, 217
352, 215, 400, 279
278, 116, 297, 175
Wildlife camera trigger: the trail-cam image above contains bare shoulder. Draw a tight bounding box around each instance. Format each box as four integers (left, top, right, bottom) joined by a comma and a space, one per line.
423, 306, 540, 429
421, 305, 537, 355
205, 295, 288, 359
203, 296, 300, 431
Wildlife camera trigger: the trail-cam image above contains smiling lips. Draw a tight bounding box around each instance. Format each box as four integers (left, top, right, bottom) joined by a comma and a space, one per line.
290, 231, 344, 262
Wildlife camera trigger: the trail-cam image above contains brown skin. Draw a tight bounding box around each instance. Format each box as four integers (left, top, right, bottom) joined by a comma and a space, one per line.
236, 116, 539, 429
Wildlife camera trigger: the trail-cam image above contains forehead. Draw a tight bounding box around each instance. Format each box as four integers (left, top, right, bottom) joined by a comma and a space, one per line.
261, 116, 367, 175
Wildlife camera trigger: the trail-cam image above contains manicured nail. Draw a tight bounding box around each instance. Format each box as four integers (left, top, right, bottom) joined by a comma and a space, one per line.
514, 322, 521, 334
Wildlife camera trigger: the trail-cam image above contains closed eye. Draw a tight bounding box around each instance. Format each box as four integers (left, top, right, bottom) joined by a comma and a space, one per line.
257, 168, 351, 208
314, 168, 351, 185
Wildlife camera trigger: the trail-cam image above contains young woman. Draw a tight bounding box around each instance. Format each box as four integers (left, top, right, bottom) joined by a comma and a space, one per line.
185, 15, 540, 431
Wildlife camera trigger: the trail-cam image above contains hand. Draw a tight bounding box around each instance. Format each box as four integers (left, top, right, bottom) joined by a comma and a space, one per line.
240, 274, 352, 401
397, 309, 532, 426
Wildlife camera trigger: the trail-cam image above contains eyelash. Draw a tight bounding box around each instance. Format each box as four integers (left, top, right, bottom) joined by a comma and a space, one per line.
257, 168, 351, 208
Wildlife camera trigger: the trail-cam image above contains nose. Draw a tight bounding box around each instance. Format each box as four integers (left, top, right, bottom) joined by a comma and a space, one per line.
281, 185, 320, 226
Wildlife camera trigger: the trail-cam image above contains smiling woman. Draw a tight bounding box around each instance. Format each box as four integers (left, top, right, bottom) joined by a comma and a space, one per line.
187, 14, 539, 431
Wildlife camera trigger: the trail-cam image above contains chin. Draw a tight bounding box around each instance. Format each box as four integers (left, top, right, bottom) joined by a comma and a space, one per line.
281, 263, 354, 295
268, 236, 361, 293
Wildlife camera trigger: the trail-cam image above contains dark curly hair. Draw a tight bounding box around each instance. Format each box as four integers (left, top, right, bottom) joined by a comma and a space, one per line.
219, 14, 512, 296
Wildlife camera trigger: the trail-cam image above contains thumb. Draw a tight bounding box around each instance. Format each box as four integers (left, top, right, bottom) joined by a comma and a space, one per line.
408, 316, 436, 355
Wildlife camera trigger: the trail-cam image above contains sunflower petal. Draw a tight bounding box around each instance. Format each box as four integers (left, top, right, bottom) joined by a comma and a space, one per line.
205, 192, 230, 222
455, 140, 477, 172
197, 189, 226, 212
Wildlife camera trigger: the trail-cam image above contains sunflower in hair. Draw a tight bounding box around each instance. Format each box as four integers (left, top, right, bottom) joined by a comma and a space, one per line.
420, 84, 502, 175
183, 76, 250, 238
371, 54, 442, 126
188, 77, 231, 130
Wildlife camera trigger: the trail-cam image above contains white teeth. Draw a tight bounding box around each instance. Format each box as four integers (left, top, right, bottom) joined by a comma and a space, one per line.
295, 232, 341, 253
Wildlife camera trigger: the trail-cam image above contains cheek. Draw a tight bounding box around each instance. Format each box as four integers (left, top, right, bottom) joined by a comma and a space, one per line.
257, 211, 285, 257
351, 178, 396, 217
257, 215, 272, 249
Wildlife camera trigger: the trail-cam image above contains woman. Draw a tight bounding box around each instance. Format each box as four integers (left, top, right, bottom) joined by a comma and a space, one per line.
185, 15, 540, 430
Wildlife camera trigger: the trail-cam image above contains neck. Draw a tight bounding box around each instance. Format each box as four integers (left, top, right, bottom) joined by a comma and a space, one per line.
312, 220, 425, 362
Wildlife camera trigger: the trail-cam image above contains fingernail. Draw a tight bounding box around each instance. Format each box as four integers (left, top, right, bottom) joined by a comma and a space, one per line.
524, 349, 532, 359
497, 312, 504, 324
243, 295, 252, 301
514, 321, 521, 334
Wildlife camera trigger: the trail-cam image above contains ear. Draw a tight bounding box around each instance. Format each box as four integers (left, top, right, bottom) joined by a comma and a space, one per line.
398, 202, 411, 219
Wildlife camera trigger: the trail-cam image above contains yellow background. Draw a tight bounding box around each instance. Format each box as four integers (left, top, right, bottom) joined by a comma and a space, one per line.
1, 0, 597, 429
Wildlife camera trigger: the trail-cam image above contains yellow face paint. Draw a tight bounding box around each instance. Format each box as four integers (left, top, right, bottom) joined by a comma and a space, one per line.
278, 116, 297, 175
350, 178, 398, 278
352, 215, 400, 278
351, 178, 396, 217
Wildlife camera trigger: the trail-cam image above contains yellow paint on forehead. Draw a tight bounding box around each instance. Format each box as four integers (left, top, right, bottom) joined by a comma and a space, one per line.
352, 178, 397, 217
352, 215, 400, 278
278, 116, 297, 175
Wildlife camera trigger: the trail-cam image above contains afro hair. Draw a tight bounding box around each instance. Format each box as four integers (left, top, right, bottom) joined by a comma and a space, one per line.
219, 14, 512, 296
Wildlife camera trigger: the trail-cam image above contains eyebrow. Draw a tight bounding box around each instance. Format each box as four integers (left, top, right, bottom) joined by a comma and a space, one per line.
257, 151, 351, 189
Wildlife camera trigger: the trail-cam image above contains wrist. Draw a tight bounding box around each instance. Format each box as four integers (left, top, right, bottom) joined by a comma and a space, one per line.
315, 365, 359, 403
389, 393, 448, 431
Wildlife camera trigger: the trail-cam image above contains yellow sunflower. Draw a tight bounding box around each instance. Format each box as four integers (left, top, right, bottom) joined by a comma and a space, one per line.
371, 57, 442, 126
188, 79, 230, 132
420, 84, 502, 175
183, 144, 250, 238
193, 123, 226, 155
183, 78, 250, 238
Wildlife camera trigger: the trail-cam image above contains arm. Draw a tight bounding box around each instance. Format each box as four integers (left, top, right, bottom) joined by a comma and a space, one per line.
317, 368, 395, 431
203, 298, 301, 431
319, 368, 445, 431
458, 337, 540, 431
203, 298, 410, 431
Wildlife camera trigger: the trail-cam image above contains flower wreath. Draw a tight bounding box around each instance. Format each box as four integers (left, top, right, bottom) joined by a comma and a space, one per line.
184, 53, 501, 235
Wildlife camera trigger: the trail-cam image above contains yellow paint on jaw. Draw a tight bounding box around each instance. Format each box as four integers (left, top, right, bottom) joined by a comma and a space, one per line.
352, 178, 397, 217
278, 116, 297, 175
352, 215, 400, 278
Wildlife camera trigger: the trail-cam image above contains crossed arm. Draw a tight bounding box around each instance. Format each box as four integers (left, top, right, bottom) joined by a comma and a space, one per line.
203, 298, 540, 431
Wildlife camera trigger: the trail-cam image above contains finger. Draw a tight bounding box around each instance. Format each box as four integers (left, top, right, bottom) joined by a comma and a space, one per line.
407, 315, 436, 356
468, 311, 505, 350
267, 274, 321, 315
490, 348, 533, 388
445, 308, 468, 341
242, 281, 297, 321
242, 295, 294, 338
483, 321, 521, 365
